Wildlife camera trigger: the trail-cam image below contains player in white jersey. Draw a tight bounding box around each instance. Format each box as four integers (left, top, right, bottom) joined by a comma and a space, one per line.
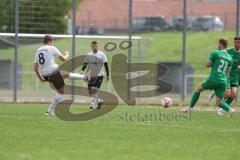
34, 35, 86, 115
82, 41, 109, 109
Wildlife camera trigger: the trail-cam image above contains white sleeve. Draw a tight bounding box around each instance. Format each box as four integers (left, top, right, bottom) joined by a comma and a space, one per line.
84, 55, 89, 63
51, 46, 62, 57
102, 53, 107, 63
85, 53, 91, 63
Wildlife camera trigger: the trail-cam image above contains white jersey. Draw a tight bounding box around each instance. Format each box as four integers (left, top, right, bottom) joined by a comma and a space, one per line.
85, 50, 107, 77
34, 45, 62, 76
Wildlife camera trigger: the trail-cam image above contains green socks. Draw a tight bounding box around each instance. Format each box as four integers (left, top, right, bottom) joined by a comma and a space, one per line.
189, 91, 231, 112
190, 91, 200, 108
219, 102, 230, 112
225, 97, 233, 105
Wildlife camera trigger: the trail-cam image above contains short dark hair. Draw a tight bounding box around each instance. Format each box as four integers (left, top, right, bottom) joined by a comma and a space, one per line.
219, 38, 228, 48
91, 41, 98, 45
43, 35, 53, 44
234, 36, 240, 41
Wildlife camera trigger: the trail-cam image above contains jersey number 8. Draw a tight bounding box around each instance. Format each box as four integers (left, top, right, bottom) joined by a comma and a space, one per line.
38, 53, 45, 65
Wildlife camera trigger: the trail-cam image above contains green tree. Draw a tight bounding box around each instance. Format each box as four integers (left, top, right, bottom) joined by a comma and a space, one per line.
0, 0, 14, 32
0, 0, 82, 34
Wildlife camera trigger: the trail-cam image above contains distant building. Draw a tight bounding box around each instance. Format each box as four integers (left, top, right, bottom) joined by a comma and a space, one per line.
76, 0, 236, 30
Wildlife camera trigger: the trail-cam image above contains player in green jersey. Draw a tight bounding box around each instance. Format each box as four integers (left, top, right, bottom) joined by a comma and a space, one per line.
183, 38, 234, 116
208, 37, 240, 102
224, 37, 240, 106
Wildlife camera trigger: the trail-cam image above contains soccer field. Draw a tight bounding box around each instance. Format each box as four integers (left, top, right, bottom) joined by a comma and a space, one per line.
0, 104, 239, 160
0, 31, 237, 102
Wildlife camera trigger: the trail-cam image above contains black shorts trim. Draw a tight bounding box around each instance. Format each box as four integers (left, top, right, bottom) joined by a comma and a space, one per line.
88, 76, 103, 89
43, 70, 65, 90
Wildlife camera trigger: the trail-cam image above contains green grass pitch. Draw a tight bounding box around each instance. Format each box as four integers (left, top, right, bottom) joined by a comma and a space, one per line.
0, 30, 239, 159
0, 103, 239, 160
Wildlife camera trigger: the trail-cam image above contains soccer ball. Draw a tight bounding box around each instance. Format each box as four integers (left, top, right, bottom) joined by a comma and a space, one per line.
161, 97, 172, 108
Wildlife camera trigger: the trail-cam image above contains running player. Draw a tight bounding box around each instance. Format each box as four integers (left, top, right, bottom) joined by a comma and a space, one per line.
34, 35, 86, 115
224, 37, 240, 106
82, 41, 109, 109
183, 38, 234, 116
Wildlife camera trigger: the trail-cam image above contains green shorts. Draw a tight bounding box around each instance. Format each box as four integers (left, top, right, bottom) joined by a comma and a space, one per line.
201, 79, 226, 99
227, 77, 238, 88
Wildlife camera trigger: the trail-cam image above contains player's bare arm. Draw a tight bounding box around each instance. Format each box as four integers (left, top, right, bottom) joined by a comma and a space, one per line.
206, 60, 212, 68
58, 51, 69, 62
34, 63, 46, 82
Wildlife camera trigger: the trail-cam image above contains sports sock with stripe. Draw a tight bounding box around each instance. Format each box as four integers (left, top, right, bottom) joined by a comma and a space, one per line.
47, 93, 63, 113
189, 91, 200, 108
219, 102, 230, 112
225, 97, 233, 105
69, 73, 86, 80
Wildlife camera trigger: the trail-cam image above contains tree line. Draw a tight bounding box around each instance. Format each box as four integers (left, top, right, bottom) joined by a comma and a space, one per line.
0, 0, 82, 34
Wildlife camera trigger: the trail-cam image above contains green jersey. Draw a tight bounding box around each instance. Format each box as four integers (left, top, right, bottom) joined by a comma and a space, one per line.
208, 50, 232, 82
227, 48, 240, 78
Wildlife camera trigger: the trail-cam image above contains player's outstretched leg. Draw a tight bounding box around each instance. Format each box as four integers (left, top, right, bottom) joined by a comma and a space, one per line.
45, 71, 65, 115
189, 91, 200, 108
216, 96, 235, 118
88, 76, 104, 109
218, 102, 235, 117
183, 84, 203, 113
60, 70, 87, 80
225, 97, 234, 105
69, 72, 87, 80
219, 102, 230, 112
89, 87, 98, 109
89, 89, 103, 109
46, 93, 63, 115
182, 91, 200, 113
225, 87, 237, 105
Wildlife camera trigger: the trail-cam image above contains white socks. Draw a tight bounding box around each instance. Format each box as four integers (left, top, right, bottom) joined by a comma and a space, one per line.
69, 73, 86, 80
90, 94, 98, 109
47, 93, 63, 113
92, 93, 98, 99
